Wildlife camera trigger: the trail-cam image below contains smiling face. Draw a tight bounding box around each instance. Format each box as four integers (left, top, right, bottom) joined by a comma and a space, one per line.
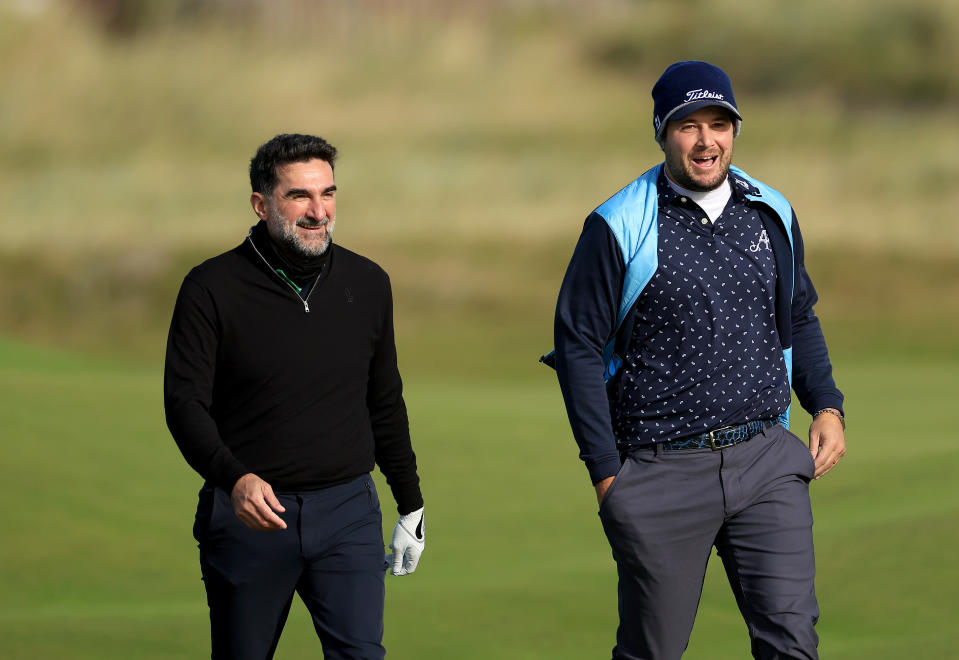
251, 158, 337, 259
662, 107, 735, 192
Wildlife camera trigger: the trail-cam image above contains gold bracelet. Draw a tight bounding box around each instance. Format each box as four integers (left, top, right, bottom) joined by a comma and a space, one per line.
814, 407, 845, 430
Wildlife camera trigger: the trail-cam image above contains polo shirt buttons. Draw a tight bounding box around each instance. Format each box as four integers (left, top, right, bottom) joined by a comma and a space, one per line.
680, 197, 688, 204
700, 218, 709, 225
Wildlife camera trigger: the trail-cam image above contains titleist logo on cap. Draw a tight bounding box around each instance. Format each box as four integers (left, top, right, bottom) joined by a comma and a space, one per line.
652, 61, 741, 141
684, 89, 725, 103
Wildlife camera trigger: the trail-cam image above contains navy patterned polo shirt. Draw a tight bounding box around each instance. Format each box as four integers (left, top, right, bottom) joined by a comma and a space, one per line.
610, 174, 791, 446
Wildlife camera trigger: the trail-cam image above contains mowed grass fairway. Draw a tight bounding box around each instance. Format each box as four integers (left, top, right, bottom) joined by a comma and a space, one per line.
2, 335, 957, 659
3, 1, 959, 658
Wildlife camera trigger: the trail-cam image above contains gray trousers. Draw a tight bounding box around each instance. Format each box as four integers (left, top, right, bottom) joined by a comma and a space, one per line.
598, 424, 819, 660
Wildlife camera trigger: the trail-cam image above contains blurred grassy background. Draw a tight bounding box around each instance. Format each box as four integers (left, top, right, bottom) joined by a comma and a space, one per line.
1, 0, 957, 658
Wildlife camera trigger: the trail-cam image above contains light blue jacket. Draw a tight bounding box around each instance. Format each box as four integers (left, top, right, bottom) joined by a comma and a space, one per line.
548, 164, 844, 484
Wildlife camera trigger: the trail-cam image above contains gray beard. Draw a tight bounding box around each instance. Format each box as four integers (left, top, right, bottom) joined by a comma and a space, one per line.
267, 213, 335, 260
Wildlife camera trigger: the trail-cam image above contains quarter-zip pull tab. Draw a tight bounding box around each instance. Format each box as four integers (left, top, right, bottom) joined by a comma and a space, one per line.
303, 300, 310, 313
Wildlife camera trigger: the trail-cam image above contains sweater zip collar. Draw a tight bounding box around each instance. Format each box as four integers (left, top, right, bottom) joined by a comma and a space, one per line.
245, 229, 325, 313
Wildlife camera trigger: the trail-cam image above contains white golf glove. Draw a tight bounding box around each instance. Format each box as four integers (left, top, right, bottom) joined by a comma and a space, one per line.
388, 507, 424, 576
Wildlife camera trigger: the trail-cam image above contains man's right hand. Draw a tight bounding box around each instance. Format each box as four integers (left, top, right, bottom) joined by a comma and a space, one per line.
594, 476, 615, 505
230, 473, 287, 531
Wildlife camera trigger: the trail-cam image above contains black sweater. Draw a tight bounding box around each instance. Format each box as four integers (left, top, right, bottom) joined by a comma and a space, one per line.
164, 224, 423, 514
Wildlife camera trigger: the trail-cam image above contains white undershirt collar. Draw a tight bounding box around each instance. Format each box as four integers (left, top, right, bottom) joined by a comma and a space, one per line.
666, 176, 732, 224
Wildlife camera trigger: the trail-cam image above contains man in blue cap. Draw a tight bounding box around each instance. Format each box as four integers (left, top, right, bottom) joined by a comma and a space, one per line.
547, 61, 846, 658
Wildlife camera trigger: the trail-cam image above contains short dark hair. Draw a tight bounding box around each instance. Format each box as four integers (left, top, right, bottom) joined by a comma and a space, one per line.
249, 134, 338, 196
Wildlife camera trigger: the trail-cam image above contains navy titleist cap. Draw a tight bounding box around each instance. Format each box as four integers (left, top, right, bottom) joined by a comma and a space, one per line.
652, 61, 742, 142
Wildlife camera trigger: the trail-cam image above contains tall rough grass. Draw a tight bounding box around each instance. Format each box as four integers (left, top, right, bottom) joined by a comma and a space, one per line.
1, 0, 957, 357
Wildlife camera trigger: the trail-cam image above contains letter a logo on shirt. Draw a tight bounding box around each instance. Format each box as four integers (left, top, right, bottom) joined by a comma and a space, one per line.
749, 230, 771, 252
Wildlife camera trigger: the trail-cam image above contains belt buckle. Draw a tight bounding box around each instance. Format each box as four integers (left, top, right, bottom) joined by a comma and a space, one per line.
708, 425, 736, 451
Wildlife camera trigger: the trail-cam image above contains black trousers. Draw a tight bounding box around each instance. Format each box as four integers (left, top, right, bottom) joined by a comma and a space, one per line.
193, 474, 386, 660
599, 425, 820, 660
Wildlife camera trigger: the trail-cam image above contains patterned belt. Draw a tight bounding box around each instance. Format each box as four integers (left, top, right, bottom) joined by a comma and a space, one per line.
662, 419, 777, 451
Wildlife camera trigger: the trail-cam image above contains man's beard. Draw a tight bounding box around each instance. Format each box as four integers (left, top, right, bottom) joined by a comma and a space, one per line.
266, 210, 335, 260
664, 147, 732, 192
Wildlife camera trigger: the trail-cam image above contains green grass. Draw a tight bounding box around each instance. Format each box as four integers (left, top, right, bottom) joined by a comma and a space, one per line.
2, 335, 957, 659
2, 2, 959, 657
2, 2, 959, 256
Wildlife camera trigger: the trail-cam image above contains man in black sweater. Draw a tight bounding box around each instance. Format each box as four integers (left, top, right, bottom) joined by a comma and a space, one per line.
164, 134, 425, 660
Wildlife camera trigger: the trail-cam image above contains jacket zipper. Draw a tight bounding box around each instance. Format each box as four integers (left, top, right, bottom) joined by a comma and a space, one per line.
246, 233, 322, 314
